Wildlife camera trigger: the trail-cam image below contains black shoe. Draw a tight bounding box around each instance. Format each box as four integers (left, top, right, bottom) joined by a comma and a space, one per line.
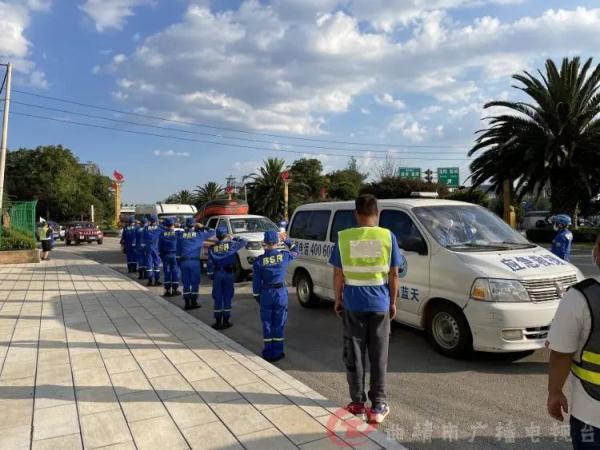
184, 298, 191, 310
138, 272, 143, 279
189, 300, 200, 310
221, 318, 233, 329
269, 353, 285, 362
155, 281, 162, 286
147, 280, 154, 287
163, 288, 172, 297
212, 318, 223, 329
171, 289, 181, 296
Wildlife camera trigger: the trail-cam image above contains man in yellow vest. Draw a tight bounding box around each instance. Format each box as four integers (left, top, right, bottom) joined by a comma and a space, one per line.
547, 235, 600, 448
329, 194, 406, 424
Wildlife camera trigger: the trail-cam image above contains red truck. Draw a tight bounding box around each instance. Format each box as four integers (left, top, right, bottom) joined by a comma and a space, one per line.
65, 222, 104, 245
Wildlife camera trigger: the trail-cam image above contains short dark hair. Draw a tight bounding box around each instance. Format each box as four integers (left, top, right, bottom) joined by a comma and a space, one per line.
355, 194, 378, 216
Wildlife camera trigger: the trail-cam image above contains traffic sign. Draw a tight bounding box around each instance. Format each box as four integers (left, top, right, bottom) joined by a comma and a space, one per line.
398, 167, 421, 180
437, 167, 460, 187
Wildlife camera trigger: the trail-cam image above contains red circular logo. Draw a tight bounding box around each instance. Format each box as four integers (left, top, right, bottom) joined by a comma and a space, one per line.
280, 170, 290, 181
325, 408, 378, 447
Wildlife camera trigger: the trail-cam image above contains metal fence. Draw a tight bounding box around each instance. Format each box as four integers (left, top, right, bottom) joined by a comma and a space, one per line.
4, 200, 37, 238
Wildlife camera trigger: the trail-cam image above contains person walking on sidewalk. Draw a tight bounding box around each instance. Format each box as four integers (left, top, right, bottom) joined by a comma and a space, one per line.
547, 235, 600, 449
176, 219, 215, 310
252, 230, 298, 362
37, 220, 53, 261
207, 226, 248, 330
122, 216, 138, 273
329, 194, 407, 425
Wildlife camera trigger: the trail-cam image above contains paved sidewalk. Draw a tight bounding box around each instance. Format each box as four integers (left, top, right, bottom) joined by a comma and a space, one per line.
0, 251, 407, 450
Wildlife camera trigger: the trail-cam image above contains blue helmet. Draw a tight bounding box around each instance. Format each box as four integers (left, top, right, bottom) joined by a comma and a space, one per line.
551, 214, 572, 227
163, 217, 173, 227
140, 217, 148, 225
149, 214, 158, 223
185, 217, 195, 228
128, 215, 135, 224
264, 230, 279, 244
216, 226, 228, 239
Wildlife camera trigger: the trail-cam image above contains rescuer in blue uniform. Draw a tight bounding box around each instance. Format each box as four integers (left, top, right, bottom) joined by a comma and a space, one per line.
136, 218, 148, 280
550, 214, 573, 262
122, 216, 138, 273
143, 215, 162, 286
207, 226, 248, 330
252, 230, 298, 362
159, 218, 181, 297
177, 220, 215, 310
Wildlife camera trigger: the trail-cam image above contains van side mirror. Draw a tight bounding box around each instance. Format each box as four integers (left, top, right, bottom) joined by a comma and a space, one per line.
400, 237, 428, 255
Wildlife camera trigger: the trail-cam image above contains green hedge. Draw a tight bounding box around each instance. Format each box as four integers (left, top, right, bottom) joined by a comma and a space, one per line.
526, 227, 599, 243
0, 227, 37, 251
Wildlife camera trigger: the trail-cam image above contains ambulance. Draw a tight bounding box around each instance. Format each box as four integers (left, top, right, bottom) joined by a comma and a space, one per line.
285, 199, 584, 357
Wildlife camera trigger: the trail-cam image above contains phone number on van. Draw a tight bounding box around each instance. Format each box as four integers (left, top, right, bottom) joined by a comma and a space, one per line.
295, 241, 334, 259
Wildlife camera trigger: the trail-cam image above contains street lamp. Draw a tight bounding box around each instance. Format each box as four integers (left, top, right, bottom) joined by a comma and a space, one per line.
280, 169, 291, 221
0, 62, 13, 217
242, 173, 258, 203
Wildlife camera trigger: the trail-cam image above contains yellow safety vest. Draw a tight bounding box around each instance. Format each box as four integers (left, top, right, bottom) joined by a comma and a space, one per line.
570, 279, 600, 400
338, 226, 392, 287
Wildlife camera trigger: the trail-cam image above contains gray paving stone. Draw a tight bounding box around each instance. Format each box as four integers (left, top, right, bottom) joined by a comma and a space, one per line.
182, 422, 243, 450
103, 354, 139, 375
129, 415, 188, 450
137, 356, 178, 379
119, 389, 168, 423
262, 404, 328, 445
76, 386, 120, 416
111, 369, 152, 396
238, 427, 299, 450
80, 409, 132, 449
212, 398, 272, 436
163, 394, 219, 429
33, 403, 80, 441
32, 433, 82, 450
192, 376, 242, 405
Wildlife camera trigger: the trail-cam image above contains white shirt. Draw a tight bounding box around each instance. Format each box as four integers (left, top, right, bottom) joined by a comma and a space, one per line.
548, 288, 599, 428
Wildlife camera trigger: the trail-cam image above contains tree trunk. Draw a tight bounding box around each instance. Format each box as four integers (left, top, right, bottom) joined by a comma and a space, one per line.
550, 174, 578, 217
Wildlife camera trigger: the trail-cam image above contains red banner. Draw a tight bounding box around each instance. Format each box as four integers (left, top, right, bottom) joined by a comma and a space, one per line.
113, 170, 124, 181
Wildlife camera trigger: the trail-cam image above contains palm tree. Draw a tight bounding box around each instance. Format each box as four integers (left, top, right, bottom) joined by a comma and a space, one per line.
193, 182, 225, 207
164, 189, 194, 204
469, 57, 600, 216
247, 158, 286, 220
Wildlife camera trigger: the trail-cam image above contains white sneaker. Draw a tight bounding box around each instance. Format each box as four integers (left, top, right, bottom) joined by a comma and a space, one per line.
369, 403, 390, 424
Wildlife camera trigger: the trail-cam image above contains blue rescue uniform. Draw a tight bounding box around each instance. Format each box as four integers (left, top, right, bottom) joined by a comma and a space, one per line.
143, 224, 163, 284
176, 228, 215, 308
136, 222, 147, 279
551, 228, 573, 262
159, 227, 180, 294
208, 237, 248, 325
252, 239, 298, 360
122, 224, 138, 272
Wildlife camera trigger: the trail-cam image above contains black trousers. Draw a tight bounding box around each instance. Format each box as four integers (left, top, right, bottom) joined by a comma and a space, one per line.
342, 310, 390, 405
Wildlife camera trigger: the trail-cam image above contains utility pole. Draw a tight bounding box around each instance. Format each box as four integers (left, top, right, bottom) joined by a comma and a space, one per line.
0, 63, 13, 217
90, 204, 95, 223
503, 179, 516, 228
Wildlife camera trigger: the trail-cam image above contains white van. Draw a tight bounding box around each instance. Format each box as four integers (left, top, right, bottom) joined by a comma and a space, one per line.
202, 214, 279, 281
285, 199, 584, 357
135, 203, 197, 226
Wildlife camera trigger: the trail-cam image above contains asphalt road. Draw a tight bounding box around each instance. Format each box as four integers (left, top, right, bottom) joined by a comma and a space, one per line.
60, 238, 597, 449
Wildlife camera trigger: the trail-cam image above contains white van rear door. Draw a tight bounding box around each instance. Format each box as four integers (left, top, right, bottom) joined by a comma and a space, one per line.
379, 208, 431, 326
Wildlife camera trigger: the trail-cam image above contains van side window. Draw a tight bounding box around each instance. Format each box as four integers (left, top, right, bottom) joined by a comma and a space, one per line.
290, 210, 331, 241
330, 210, 357, 242
380, 210, 427, 254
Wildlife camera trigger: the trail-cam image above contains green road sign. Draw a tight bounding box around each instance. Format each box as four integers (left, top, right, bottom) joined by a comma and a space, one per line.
398, 167, 421, 180
437, 167, 460, 187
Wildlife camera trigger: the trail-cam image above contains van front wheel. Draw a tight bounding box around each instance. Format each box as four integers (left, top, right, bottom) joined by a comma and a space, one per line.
426, 303, 472, 358
295, 272, 318, 308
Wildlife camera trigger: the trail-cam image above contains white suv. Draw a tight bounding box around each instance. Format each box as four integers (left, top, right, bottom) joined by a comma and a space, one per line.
202, 214, 278, 281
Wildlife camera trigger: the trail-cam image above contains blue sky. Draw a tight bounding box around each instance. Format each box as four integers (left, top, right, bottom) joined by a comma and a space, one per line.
2, 0, 600, 203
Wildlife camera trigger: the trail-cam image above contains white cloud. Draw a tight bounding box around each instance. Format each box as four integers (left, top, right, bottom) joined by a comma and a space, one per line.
360, 108, 370, 115
107, 4, 600, 141
389, 114, 428, 142
113, 53, 126, 64
153, 149, 190, 157
374, 93, 405, 110
92, 65, 100, 74
0, 1, 49, 88
80, 0, 152, 32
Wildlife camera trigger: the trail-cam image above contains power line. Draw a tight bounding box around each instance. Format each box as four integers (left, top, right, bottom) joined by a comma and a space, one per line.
11, 111, 471, 161
13, 89, 471, 150
10, 100, 468, 155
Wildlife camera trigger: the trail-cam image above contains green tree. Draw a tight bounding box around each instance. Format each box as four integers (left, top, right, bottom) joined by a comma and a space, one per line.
444, 188, 489, 206
247, 158, 286, 220
193, 182, 225, 207
5, 145, 113, 223
326, 157, 367, 200
290, 158, 324, 199
360, 176, 446, 199
164, 190, 195, 204
469, 57, 600, 216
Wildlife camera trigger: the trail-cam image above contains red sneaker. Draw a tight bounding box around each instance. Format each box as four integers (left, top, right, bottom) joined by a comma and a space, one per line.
345, 402, 367, 421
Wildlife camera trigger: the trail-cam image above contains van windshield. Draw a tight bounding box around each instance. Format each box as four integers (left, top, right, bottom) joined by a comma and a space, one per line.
157, 214, 194, 224
230, 218, 277, 233
413, 205, 533, 250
